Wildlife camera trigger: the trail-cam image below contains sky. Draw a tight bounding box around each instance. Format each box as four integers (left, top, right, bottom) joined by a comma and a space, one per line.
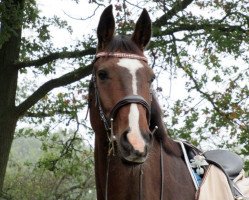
37, 0, 103, 47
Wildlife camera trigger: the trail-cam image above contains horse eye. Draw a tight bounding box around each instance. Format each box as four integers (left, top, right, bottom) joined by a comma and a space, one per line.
98, 70, 108, 80
150, 75, 155, 83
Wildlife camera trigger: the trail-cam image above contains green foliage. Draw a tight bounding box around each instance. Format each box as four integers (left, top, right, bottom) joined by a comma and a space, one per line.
4, 129, 96, 199
149, 1, 248, 139
0, 0, 24, 47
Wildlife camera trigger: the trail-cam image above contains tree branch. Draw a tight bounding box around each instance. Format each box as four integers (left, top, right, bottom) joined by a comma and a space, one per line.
153, 0, 194, 27
16, 63, 92, 116
14, 47, 96, 69
153, 22, 248, 37
171, 34, 223, 113
25, 110, 73, 118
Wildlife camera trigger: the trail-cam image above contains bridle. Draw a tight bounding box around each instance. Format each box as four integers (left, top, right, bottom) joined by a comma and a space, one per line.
91, 52, 152, 146
90, 52, 162, 200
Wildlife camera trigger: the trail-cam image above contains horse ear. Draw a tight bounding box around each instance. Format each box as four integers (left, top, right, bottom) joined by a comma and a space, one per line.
131, 9, 151, 51
97, 5, 115, 50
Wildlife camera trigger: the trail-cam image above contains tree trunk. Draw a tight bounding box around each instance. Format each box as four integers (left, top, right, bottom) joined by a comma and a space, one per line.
0, 55, 19, 193
0, 114, 18, 192
0, 44, 20, 193
0, 0, 24, 193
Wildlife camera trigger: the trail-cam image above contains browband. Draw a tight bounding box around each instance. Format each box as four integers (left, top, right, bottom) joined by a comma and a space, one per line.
96, 52, 148, 63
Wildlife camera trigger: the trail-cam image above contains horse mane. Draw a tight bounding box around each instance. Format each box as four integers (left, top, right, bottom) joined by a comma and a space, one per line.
150, 94, 182, 157
98, 35, 144, 56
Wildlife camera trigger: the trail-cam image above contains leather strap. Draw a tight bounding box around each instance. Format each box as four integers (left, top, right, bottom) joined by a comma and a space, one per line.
109, 95, 151, 123
96, 52, 148, 63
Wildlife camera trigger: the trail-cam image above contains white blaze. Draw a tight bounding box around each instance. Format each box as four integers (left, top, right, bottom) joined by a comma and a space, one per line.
117, 58, 145, 153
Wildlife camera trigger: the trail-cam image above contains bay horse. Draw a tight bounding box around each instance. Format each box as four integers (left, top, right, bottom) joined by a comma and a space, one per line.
89, 5, 196, 200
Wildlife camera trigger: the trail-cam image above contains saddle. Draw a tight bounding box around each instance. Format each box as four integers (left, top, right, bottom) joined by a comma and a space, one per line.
178, 141, 247, 200
204, 149, 244, 198
204, 149, 243, 180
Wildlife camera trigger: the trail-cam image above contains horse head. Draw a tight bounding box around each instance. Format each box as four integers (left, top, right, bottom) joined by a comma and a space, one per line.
90, 5, 155, 164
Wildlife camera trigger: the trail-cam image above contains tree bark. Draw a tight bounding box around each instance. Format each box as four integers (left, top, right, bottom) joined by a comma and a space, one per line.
0, 0, 24, 193
0, 113, 18, 193
0, 59, 19, 193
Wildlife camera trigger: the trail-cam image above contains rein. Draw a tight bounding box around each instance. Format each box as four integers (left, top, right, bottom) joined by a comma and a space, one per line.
91, 52, 163, 200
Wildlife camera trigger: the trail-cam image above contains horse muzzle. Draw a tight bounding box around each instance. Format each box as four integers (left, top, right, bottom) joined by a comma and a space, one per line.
119, 129, 152, 164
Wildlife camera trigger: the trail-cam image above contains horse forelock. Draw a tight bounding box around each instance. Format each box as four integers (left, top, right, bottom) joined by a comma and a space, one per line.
97, 35, 144, 56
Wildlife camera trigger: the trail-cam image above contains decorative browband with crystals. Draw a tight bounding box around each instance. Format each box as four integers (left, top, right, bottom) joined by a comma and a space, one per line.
96, 52, 148, 63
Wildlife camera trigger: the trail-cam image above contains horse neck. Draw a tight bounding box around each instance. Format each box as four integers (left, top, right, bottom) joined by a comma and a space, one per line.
95, 134, 196, 200
89, 88, 185, 199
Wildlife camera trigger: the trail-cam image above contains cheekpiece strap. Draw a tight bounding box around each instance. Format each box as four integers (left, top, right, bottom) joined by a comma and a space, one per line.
96, 52, 148, 63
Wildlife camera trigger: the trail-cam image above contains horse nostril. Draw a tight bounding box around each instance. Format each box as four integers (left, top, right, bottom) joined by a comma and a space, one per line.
148, 132, 153, 142
122, 128, 131, 143
120, 128, 133, 152
134, 146, 147, 157
143, 131, 153, 143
